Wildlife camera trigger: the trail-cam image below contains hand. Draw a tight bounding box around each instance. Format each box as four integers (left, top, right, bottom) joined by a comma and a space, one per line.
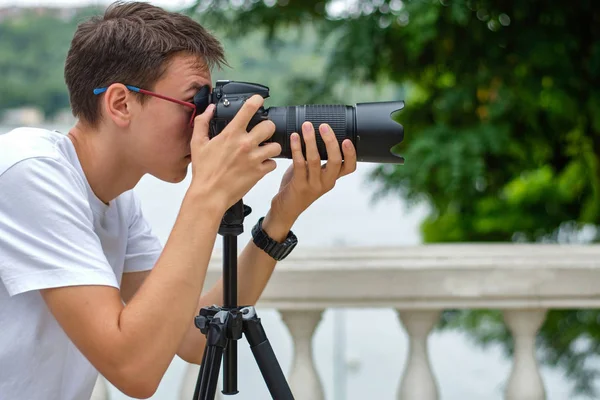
188, 95, 282, 212
269, 121, 357, 226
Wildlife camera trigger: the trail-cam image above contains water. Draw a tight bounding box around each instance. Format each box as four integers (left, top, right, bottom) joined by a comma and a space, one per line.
1, 125, 587, 399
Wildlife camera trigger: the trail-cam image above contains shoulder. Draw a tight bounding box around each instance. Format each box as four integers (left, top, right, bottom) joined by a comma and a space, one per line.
0, 128, 86, 193
0, 128, 73, 175
0, 154, 88, 217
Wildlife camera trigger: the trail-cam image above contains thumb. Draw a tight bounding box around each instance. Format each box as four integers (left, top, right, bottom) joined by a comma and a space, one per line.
191, 104, 215, 147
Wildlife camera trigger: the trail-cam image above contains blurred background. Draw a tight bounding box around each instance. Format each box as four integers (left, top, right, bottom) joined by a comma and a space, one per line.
1, 0, 599, 399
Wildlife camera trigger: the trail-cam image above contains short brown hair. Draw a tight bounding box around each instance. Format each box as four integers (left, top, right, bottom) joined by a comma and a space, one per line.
64, 1, 226, 126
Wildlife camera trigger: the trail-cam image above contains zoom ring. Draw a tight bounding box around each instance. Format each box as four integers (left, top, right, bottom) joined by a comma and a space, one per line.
304, 105, 348, 160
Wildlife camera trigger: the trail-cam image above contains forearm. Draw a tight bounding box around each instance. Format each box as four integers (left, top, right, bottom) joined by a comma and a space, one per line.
117, 189, 223, 382
178, 208, 295, 364
235, 209, 293, 304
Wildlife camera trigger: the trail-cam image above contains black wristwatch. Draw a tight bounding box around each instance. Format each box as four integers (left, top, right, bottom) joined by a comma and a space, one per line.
251, 217, 298, 261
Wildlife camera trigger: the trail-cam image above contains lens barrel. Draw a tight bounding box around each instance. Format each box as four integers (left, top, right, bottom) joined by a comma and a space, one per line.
264, 102, 404, 164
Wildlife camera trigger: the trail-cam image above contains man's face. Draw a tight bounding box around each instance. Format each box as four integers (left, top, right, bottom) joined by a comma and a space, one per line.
128, 53, 212, 183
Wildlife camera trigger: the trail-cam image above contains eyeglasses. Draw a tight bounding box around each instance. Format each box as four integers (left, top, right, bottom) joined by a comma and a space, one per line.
93, 84, 197, 127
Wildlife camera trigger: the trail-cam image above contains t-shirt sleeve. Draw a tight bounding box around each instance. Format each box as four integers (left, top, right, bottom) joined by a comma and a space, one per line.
0, 157, 119, 297
123, 191, 163, 273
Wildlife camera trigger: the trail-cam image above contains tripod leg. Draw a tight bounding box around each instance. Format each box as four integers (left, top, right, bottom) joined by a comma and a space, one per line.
193, 311, 229, 400
242, 307, 295, 400
201, 346, 224, 400
193, 346, 209, 400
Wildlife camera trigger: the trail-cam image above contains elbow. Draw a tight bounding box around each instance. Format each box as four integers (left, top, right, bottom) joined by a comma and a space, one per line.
103, 358, 162, 399
112, 372, 160, 399
177, 348, 203, 365
176, 335, 207, 365
122, 382, 158, 399
111, 371, 160, 399
93, 331, 171, 398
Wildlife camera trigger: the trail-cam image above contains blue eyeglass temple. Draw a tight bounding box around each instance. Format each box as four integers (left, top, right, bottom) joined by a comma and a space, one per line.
93, 85, 140, 95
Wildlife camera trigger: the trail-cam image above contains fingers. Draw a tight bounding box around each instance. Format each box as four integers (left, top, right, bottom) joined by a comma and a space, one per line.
190, 104, 215, 147
302, 122, 322, 188
290, 132, 307, 182
260, 159, 278, 175
249, 119, 276, 146
339, 139, 357, 177
229, 94, 264, 131
254, 142, 282, 161
319, 124, 343, 184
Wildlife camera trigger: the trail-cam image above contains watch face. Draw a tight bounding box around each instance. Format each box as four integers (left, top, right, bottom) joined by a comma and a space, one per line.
278, 236, 297, 260
276, 247, 292, 260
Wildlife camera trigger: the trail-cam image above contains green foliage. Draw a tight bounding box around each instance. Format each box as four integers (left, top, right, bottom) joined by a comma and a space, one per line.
0, 8, 102, 118
191, 0, 600, 243
188, 0, 600, 395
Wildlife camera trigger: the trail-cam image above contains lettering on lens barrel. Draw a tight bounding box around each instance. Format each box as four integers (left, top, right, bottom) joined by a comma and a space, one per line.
193, 80, 405, 164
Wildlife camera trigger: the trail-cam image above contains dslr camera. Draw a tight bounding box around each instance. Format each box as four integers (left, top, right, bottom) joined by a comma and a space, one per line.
193, 80, 405, 164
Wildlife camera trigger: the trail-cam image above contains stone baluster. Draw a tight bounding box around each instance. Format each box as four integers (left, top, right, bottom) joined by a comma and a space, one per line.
396, 310, 441, 400
503, 309, 547, 400
280, 310, 325, 400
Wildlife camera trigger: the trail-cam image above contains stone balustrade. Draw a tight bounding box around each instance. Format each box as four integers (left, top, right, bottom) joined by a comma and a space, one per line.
92, 244, 600, 399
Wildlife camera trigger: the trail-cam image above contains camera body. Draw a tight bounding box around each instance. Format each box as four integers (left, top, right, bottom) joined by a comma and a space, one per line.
193, 80, 270, 138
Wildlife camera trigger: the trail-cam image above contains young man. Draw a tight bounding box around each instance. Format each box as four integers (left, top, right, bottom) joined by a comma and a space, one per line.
0, 1, 356, 399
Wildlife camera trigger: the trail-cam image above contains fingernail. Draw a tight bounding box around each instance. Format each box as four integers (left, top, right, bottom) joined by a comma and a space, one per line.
302, 122, 311, 132
291, 133, 299, 143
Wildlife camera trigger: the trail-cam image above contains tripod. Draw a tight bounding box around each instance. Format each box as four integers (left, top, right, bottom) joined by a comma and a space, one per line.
192, 199, 295, 400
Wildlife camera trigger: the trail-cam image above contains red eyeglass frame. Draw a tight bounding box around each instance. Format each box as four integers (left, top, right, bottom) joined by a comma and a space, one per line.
93, 84, 197, 127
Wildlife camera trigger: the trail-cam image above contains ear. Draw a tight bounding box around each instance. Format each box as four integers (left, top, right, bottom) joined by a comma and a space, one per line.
101, 84, 137, 128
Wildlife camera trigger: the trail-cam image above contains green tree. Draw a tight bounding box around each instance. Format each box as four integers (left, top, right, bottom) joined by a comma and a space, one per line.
188, 0, 600, 396
0, 7, 103, 119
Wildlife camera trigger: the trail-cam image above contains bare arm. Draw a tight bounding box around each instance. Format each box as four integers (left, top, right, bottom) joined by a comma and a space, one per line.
41, 191, 222, 398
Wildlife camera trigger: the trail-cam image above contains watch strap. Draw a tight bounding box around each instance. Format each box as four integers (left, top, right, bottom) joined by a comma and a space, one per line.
251, 217, 297, 261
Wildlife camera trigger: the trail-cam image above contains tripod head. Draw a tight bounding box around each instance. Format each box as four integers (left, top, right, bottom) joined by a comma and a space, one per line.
219, 199, 252, 236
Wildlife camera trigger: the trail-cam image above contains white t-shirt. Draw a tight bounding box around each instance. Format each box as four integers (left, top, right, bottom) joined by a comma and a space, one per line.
0, 127, 163, 400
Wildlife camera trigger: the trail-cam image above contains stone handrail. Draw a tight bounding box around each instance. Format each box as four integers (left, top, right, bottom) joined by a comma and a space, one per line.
92, 244, 600, 399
